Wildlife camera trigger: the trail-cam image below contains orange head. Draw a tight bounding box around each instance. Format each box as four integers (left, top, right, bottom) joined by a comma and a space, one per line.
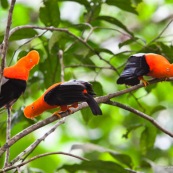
24, 95, 57, 119
3, 50, 40, 81
24, 102, 43, 119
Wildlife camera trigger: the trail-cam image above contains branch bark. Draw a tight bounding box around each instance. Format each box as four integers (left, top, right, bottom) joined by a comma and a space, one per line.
10, 119, 65, 165
0, 152, 88, 173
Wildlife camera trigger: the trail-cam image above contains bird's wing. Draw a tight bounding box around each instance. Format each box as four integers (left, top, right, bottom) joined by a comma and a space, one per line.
0, 78, 26, 108
117, 53, 150, 85
44, 81, 88, 106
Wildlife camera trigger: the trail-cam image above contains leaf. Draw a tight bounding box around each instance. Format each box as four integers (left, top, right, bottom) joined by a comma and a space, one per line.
122, 123, 143, 139
9, 28, 38, 41
81, 108, 94, 123
119, 37, 138, 48
106, 0, 138, 14
150, 105, 166, 115
109, 153, 133, 168
91, 81, 103, 96
70, 143, 133, 168
0, 0, 9, 9
95, 48, 114, 55
96, 16, 133, 35
140, 126, 157, 154
58, 0, 90, 8
57, 160, 128, 173
39, 0, 60, 27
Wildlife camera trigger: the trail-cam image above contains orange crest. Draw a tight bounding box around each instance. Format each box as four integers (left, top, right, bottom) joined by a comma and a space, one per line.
3, 50, 40, 81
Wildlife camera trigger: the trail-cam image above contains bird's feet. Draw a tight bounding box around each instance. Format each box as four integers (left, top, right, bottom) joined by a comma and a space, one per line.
138, 76, 149, 86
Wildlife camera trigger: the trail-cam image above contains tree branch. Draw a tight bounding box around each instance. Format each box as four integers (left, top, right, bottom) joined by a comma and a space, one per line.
1, 0, 16, 69
10, 119, 65, 165
105, 100, 173, 137
0, 78, 172, 157
0, 152, 88, 173
3, 108, 11, 167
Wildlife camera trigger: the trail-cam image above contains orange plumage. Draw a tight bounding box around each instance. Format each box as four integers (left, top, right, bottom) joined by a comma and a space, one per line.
117, 53, 173, 86
0, 50, 40, 108
24, 80, 102, 119
4, 50, 40, 81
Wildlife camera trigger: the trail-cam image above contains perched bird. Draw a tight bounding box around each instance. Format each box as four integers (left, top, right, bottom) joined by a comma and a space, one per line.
117, 53, 173, 86
24, 80, 102, 119
0, 50, 40, 109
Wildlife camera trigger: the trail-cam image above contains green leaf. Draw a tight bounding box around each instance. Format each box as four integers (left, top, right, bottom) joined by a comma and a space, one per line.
91, 81, 103, 96
81, 108, 93, 124
140, 126, 157, 154
9, 28, 38, 41
39, 0, 60, 27
57, 160, 128, 173
58, 0, 90, 8
150, 105, 166, 115
109, 153, 133, 168
95, 48, 114, 55
96, 16, 133, 35
119, 38, 138, 48
106, 0, 138, 14
122, 123, 143, 139
0, 0, 9, 9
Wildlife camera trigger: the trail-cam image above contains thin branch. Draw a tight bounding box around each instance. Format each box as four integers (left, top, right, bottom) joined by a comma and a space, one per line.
3, 108, 11, 167
8, 30, 48, 66
9, 25, 119, 74
0, 152, 88, 173
1, 0, 16, 68
149, 19, 173, 44
10, 119, 65, 165
65, 64, 113, 70
58, 50, 64, 82
105, 100, 173, 138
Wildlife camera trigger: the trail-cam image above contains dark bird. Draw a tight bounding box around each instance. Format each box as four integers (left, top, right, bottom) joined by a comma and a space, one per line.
0, 50, 40, 108
117, 53, 173, 86
24, 80, 102, 119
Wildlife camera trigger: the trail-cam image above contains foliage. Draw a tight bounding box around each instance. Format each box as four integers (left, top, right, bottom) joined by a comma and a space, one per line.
1, 0, 173, 172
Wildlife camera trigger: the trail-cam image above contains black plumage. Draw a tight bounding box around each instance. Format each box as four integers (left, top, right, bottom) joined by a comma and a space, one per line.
117, 53, 150, 86
0, 78, 26, 108
44, 80, 102, 115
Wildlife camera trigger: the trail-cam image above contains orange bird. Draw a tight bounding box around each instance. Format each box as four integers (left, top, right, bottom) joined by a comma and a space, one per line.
0, 50, 40, 108
24, 80, 102, 119
117, 53, 173, 86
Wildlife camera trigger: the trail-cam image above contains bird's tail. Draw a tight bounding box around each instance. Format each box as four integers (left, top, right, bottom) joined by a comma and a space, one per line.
86, 94, 102, 115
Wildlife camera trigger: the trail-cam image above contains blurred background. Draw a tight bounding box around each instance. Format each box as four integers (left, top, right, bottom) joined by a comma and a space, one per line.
1, 0, 173, 172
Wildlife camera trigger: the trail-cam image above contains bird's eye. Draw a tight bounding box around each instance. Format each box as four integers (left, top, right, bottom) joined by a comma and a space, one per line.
31, 105, 34, 110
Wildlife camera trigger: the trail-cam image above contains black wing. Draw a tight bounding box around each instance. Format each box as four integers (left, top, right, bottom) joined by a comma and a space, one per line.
117, 53, 150, 86
44, 80, 102, 115
0, 77, 26, 108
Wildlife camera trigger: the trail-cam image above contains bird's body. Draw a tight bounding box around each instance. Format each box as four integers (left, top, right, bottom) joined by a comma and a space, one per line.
24, 80, 102, 119
0, 50, 40, 108
117, 53, 173, 86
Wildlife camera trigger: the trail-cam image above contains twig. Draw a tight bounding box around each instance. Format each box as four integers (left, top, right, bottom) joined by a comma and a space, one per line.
9, 25, 119, 74
149, 19, 173, 44
65, 64, 113, 70
10, 119, 65, 165
1, 0, 16, 68
0, 152, 88, 172
3, 107, 11, 167
58, 50, 64, 82
105, 100, 173, 138
0, 0, 16, 93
